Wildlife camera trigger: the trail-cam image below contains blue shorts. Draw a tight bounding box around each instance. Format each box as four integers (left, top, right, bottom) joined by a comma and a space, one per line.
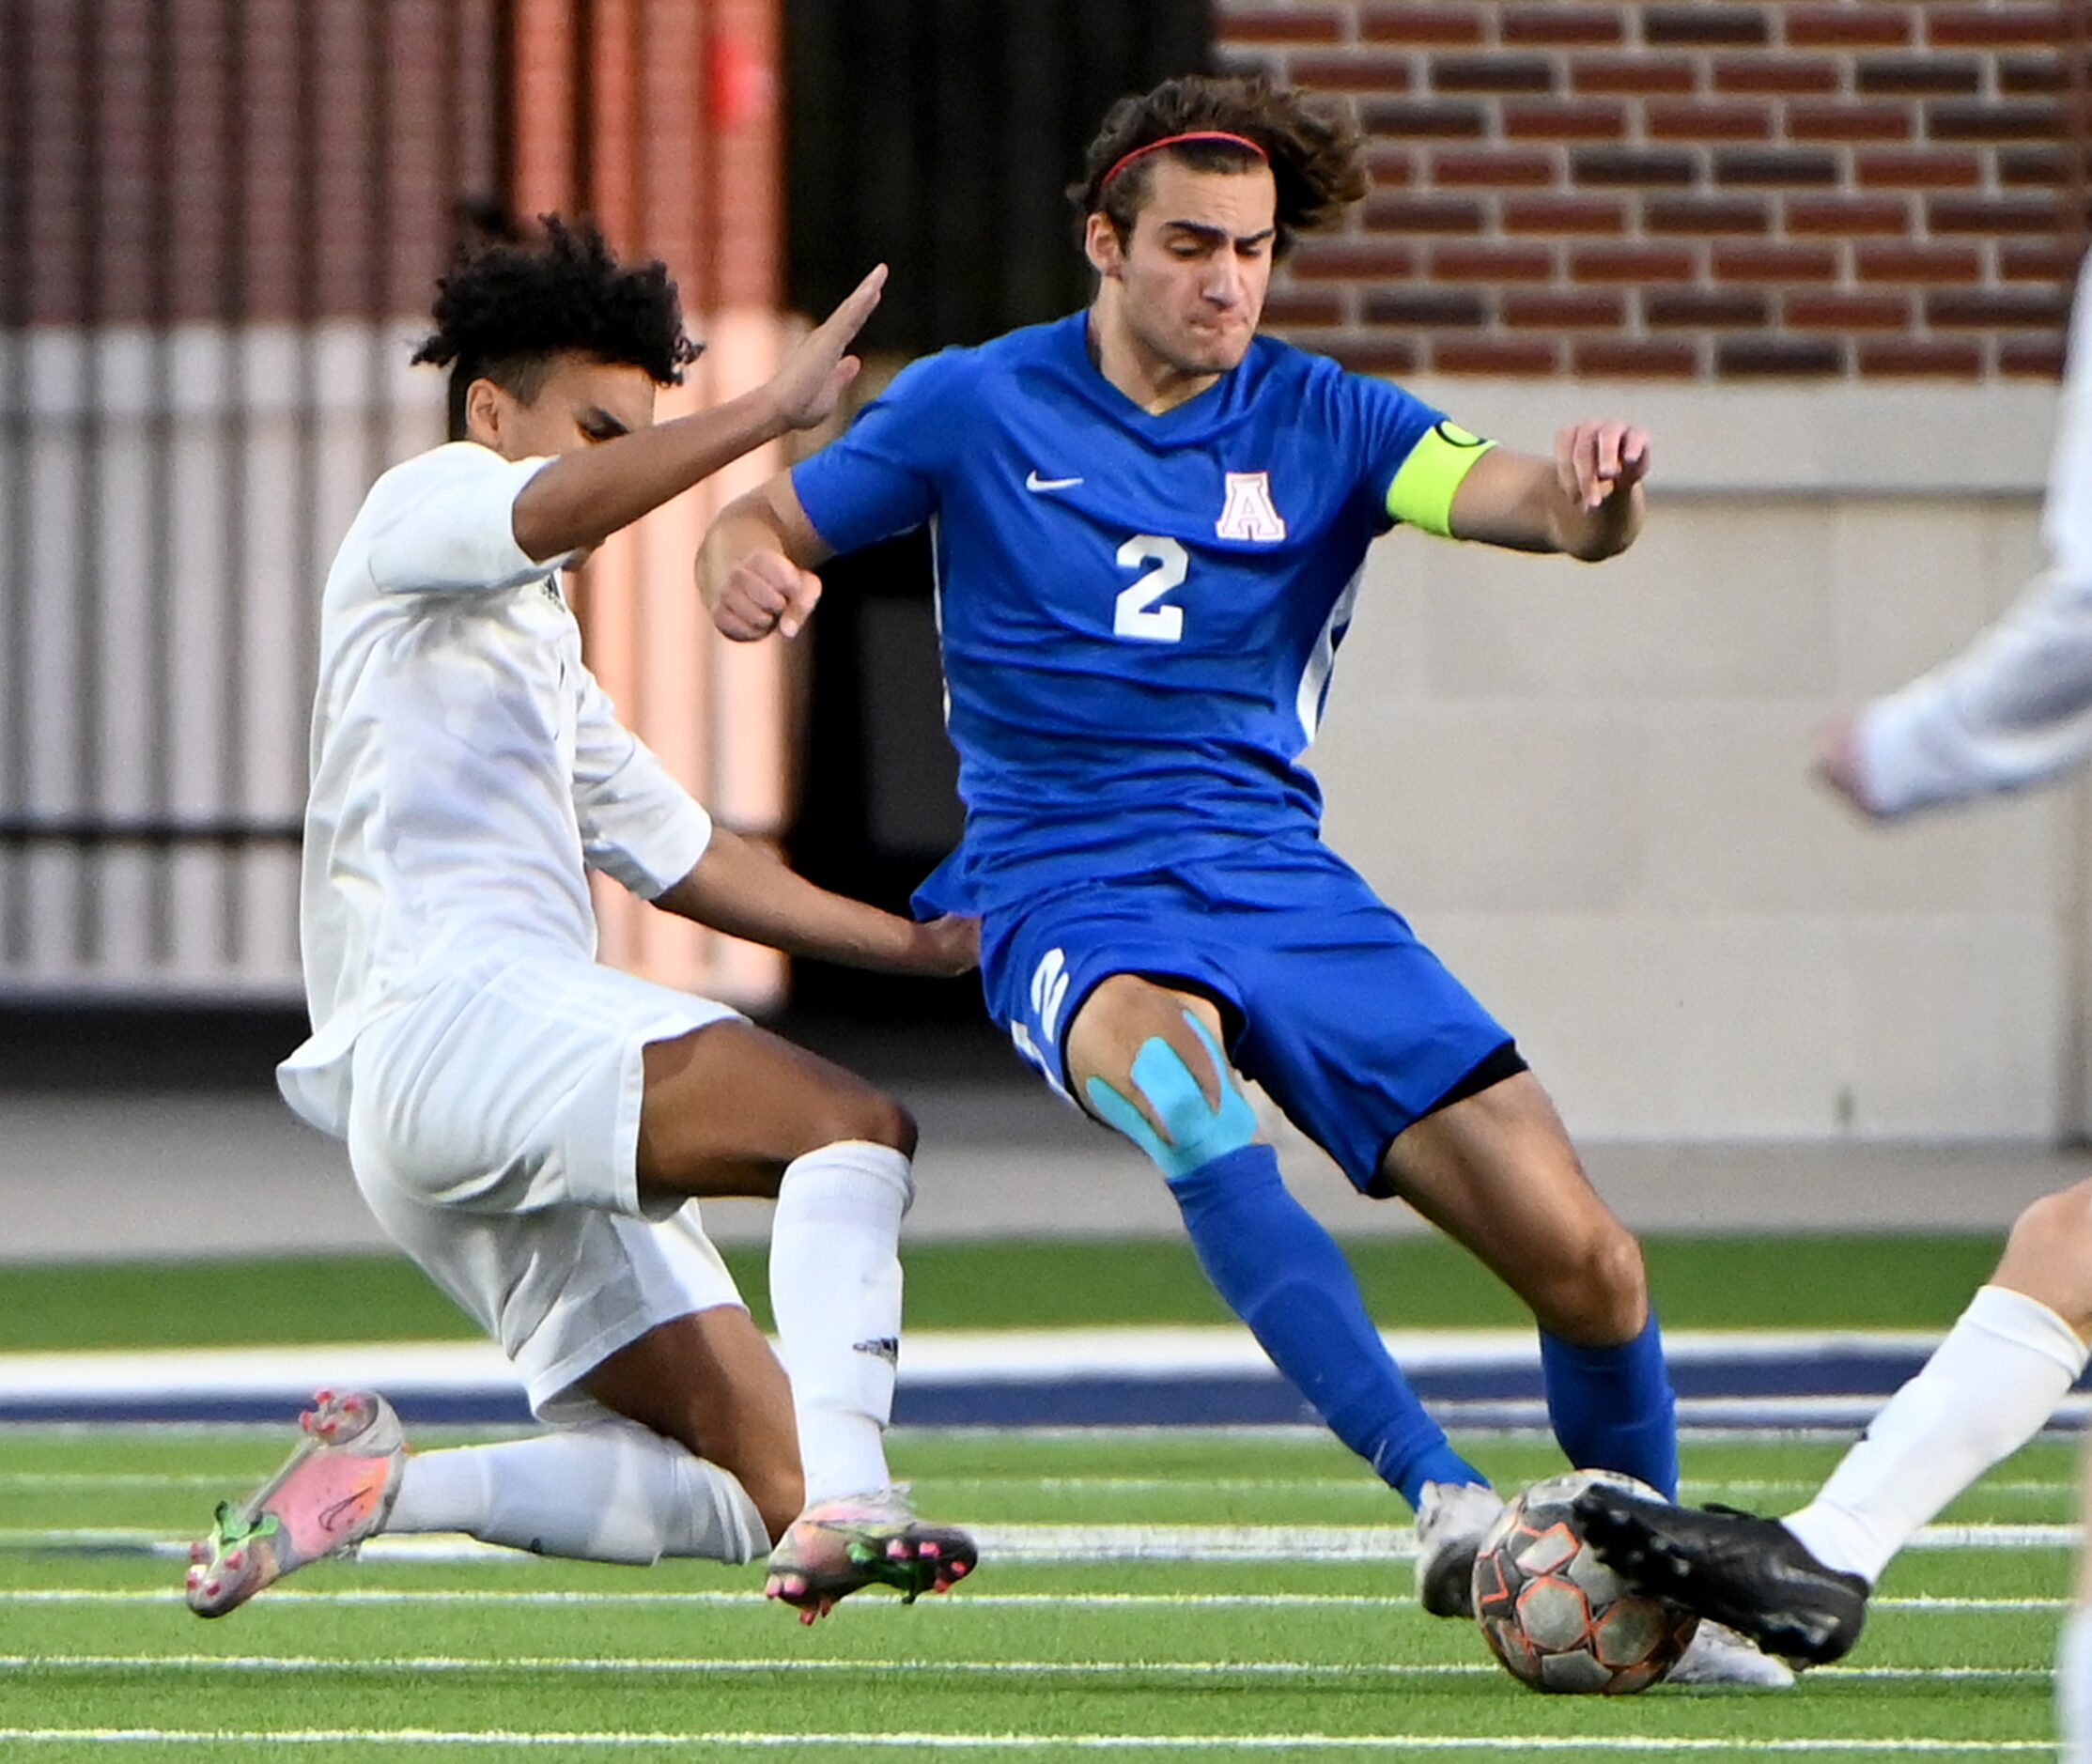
979, 842, 1515, 1195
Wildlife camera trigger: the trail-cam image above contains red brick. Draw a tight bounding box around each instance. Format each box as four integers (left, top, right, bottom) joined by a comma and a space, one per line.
2000, 54, 2065, 94
1647, 101, 1773, 140
1926, 6, 2066, 48
1643, 6, 1771, 46
1262, 288, 1346, 328
1432, 242, 1558, 281
1788, 102, 1914, 140
1572, 55, 1697, 95
1712, 55, 1842, 94
2000, 240, 2086, 280
1858, 338, 1984, 376
1783, 6, 1913, 48
1927, 287, 2073, 327
1645, 287, 1769, 326
1573, 337, 1702, 375
1785, 193, 1911, 235
1712, 147, 1840, 186
1221, 5, 1347, 44
1431, 148, 1558, 187
1712, 241, 1840, 281
1324, 334, 1424, 375
1287, 53, 1418, 93
1502, 193, 1631, 233
1643, 193, 1772, 234
1854, 148, 1982, 189
1297, 333, 1415, 374
1929, 193, 2068, 233
1367, 146, 1417, 185
2000, 337, 2069, 377
1289, 240, 1420, 280
1854, 242, 1984, 283
1854, 54, 1983, 94
1784, 290, 1912, 329
1573, 146, 1697, 186
1502, 100, 1628, 139
1572, 242, 1699, 282
1502, 6, 1624, 46
1717, 335, 1848, 375
1432, 336, 1561, 373
1363, 193, 1487, 233
1360, 4, 1487, 45
1431, 53, 1556, 94
1999, 146, 2071, 187
1362, 98, 1489, 136
1501, 289, 1625, 327
1220, 6, 1346, 45
1926, 101, 2064, 141
1365, 287, 1490, 326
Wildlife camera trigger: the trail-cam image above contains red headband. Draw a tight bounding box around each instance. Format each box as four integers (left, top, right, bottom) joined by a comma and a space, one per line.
1099, 130, 1269, 195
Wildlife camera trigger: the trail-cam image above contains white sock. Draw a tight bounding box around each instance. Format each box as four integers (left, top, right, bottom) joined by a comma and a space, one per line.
1784, 1286, 2088, 1584
768, 1139, 911, 1504
384, 1418, 767, 1564
2062, 1606, 2092, 1764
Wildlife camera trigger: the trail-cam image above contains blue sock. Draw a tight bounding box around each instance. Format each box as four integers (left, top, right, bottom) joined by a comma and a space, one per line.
1166, 1144, 1487, 1509
1540, 1313, 1679, 1499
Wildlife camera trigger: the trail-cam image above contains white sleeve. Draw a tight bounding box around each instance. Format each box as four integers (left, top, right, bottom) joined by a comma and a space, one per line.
571, 662, 714, 899
1856, 248, 2092, 817
1858, 565, 2092, 815
364, 443, 575, 596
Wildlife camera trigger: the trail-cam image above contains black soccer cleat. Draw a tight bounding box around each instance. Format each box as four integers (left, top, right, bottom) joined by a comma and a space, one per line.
1571, 1485, 1871, 1667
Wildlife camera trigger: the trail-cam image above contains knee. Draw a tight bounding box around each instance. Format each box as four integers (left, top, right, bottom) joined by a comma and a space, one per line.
1998, 1181, 2092, 1330
1530, 1220, 1649, 1345
808, 1087, 917, 1161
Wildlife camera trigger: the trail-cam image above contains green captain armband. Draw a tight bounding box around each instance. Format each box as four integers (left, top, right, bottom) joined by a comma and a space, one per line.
1385, 420, 1496, 536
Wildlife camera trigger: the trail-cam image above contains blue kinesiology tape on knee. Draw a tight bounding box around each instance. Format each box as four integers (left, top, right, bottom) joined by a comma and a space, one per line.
1082, 1011, 1258, 1179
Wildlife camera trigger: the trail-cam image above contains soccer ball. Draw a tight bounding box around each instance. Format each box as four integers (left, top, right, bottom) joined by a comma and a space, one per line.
1470, 1469, 1699, 1694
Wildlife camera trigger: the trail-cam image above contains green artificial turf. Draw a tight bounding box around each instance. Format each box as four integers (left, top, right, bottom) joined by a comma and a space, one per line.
0, 1231, 2009, 1352
0, 1425, 2068, 1761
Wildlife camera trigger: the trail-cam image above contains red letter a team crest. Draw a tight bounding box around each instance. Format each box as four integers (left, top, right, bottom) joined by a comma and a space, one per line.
1216, 471, 1287, 542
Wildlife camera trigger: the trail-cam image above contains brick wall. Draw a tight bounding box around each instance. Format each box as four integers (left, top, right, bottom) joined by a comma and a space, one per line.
1218, 0, 2089, 379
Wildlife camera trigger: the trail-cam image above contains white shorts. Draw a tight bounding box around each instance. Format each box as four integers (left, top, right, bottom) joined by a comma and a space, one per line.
346, 952, 746, 1422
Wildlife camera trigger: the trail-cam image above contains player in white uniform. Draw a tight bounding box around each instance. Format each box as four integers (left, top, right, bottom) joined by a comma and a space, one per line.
1576, 250, 2092, 1747
185, 217, 976, 1624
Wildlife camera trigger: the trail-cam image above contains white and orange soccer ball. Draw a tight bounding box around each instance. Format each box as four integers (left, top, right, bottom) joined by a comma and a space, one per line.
1470, 1469, 1700, 1694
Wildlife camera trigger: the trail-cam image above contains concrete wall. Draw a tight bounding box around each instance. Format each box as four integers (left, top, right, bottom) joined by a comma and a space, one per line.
1309, 379, 2086, 1140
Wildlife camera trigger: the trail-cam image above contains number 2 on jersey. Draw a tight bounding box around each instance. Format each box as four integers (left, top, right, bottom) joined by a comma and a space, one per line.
1113, 534, 1188, 642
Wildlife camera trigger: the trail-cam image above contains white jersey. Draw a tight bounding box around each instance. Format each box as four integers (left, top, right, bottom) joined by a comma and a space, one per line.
277, 441, 713, 1139
1858, 248, 2092, 815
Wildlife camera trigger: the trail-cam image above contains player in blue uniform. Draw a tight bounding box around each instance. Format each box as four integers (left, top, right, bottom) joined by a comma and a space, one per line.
700, 72, 1779, 1683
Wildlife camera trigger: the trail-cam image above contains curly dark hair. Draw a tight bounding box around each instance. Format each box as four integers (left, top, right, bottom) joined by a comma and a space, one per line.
412, 211, 702, 439
1068, 72, 1367, 261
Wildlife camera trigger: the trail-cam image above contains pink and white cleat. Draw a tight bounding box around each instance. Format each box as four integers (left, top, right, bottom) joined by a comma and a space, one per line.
764, 1488, 977, 1624
184, 1388, 406, 1618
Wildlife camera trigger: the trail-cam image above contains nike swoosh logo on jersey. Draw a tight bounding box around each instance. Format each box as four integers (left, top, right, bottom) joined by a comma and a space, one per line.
1025, 471, 1083, 491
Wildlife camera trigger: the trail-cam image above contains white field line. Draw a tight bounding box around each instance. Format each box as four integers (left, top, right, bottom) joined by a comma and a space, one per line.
3, 1470, 2074, 1498
0, 1586, 2069, 1612
4, 1521, 2079, 1563
0, 1728, 2053, 1753
0, 1651, 2054, 1684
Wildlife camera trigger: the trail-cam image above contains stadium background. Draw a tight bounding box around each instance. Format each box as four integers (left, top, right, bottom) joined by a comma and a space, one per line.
2, 3, 2090, 1756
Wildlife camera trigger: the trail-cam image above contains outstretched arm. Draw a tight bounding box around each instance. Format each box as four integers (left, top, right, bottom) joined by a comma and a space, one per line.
655, 826, 978, 977
1820, 566, 2092, 818
1446, 419, 1650, 562
507, 266, 886, 563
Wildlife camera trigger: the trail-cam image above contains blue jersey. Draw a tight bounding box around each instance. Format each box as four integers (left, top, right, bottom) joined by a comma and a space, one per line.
792, 312, 1485, 916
